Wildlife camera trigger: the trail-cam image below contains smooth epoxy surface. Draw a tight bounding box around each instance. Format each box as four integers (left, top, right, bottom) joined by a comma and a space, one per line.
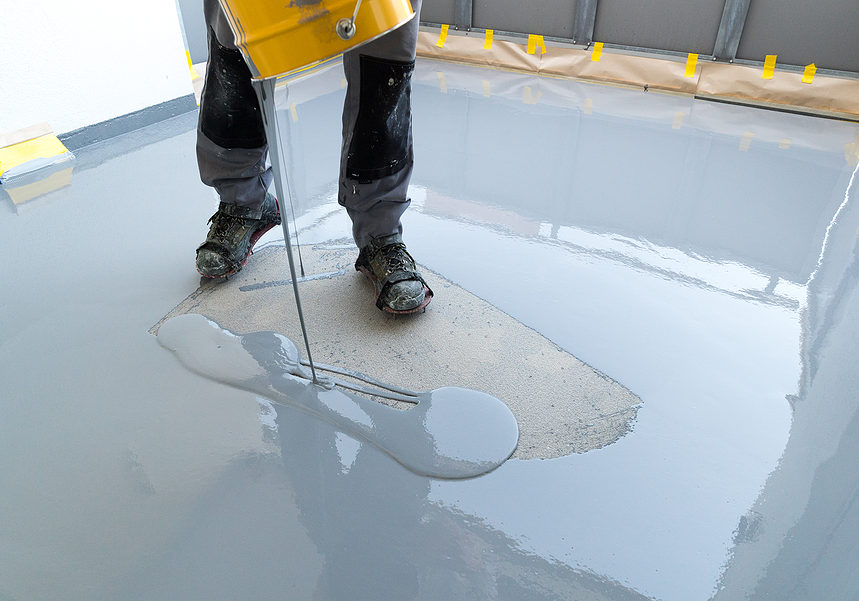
157, 313, 519, 478
2, 59, 858, 600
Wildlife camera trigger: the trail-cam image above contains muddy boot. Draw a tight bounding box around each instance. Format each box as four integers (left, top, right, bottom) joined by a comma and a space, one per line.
196, 193, 281, 278
355, 233, 433, 314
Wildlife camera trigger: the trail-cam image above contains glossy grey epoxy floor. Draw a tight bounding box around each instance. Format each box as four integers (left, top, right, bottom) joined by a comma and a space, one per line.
2, 60, 858, 601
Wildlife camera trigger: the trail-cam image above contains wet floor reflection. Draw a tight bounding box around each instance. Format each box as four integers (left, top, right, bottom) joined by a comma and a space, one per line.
2, 59, 858, 600
283, 61, 859, 599
124, 397, 652, 601
157, 314, 519, 478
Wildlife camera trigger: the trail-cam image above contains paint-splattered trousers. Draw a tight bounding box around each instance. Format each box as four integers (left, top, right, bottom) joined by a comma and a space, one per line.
197, 0, 422, 248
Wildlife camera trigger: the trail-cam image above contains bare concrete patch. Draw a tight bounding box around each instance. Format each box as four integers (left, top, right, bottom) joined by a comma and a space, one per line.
152, 242, 641, 459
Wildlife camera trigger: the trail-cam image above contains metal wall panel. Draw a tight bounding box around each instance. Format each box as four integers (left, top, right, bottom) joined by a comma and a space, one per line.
737, 0, 859, 72
421, 0, 458, 26
593, 0, 723, 54
177, 0, 208, 63
473, 0, 577, 39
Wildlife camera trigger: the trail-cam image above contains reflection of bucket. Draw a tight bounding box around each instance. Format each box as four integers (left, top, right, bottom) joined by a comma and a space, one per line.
218, 0, 415, 80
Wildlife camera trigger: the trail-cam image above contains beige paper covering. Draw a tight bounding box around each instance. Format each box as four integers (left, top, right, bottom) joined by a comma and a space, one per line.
417, 30, 859, 121
697, 62, 859, 120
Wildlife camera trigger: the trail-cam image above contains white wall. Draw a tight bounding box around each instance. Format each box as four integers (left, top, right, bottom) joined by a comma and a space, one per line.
0, 0, 194, 136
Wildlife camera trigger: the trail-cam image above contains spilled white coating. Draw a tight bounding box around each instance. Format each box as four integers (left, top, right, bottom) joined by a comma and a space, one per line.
157, 313, 519, 478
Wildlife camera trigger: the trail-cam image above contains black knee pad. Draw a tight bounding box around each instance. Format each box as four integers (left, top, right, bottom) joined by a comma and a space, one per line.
199, 28, 266, 149
346, 56, 415, 182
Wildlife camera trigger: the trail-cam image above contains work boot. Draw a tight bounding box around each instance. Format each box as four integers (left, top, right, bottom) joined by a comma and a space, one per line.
196, 193, 281, 278
355, 233, 433, 314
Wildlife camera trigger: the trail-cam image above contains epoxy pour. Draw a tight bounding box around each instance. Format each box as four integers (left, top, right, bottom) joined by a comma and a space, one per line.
157, 314, 519, 478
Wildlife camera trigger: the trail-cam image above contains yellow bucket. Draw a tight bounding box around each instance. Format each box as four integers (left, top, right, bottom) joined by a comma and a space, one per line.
218, 0, 416, 80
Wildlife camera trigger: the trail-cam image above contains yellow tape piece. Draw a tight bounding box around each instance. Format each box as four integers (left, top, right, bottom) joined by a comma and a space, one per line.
186, 50, 200, 80
591, 42, 603, 62
526, 35, 546, 55
482, 79, 491, 97
672, 112, 685, 130
762, 55, 777, 79
436, 24, 449, 48
779, 138, 792, 150
484, 29, 494, 50
437, 71, 447, 94
802, 63, 816, 84
0, 134, 70, 178
684, 53, 698, 78
845, 134, 859, 166
739, 131, 754, 151
290, 102, 298, 123
523, 86, 542, 104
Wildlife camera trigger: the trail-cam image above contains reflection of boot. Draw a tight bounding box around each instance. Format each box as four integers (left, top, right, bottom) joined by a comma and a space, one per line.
196, 193, 280, 278
355, 233, 433, 313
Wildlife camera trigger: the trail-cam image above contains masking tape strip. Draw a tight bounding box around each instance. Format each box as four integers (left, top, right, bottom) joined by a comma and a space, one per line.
0, 134, 71, 179
484, 29, 494, 50
762, 55, 777, 79
523, 86, 542, 104
526, 34, 546, 55
684, 53, 698, 78
591, 42, 603, 62
437, 71, 447, 93
186, 50, 200, 80
802, 63, 816, 85
436, 24, 449, 48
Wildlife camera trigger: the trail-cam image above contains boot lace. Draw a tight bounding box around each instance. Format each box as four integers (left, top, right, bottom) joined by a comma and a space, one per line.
377, 243, 415, 275
208, 212, 248, 243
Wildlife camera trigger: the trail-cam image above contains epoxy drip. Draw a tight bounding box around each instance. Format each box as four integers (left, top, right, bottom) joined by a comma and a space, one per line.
157, 314, 519, 478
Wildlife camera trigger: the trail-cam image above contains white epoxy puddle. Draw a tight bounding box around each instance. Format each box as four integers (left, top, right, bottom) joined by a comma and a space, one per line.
157, 313, 519, 478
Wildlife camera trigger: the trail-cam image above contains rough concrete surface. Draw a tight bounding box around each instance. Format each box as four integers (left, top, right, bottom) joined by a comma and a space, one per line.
153, 241, 641, 459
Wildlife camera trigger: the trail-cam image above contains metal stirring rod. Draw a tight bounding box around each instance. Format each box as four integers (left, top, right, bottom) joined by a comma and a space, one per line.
252, 77, 319, 384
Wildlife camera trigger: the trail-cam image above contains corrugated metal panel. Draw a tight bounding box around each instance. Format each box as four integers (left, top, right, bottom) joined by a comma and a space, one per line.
737, 0, 859, 72
593, 0, 723, 54
421, 0, 457, 26
473, 0, 577, 38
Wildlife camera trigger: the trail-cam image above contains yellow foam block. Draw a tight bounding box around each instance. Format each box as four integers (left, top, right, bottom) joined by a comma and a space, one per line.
0, 134, 71, 178
6, 166, 74, 205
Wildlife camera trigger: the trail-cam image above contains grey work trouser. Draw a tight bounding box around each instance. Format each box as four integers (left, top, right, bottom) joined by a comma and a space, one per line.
197, 0, 422, 248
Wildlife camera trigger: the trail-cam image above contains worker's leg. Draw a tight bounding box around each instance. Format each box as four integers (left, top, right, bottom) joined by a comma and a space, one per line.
197, 0, 271, 209
340, 1, 431, 312
194, 0, 278, 278
339, 0, 422, 249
